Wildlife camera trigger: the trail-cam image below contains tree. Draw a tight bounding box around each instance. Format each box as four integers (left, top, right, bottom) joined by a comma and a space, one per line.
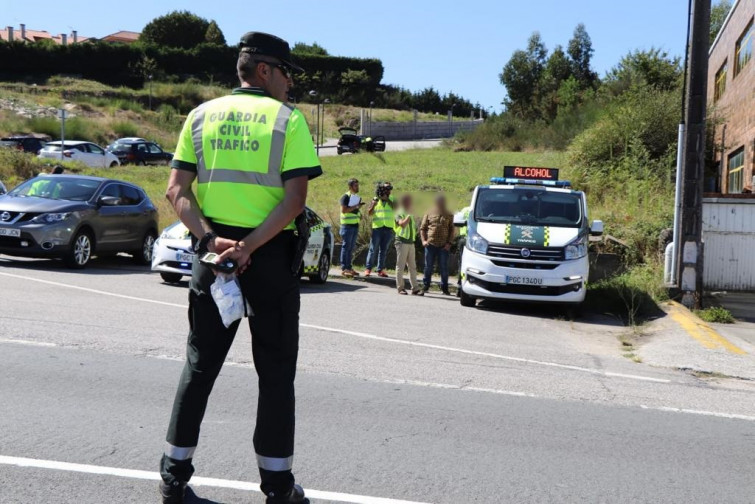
538, 45, 574, 119
140, 11, 210, 49
710, 0, 732, 46
604, 48, 682, 94
292, 42, 328, 56
567, 23, 597, 89
500, 32, 548, 117
204, 20, 225, 45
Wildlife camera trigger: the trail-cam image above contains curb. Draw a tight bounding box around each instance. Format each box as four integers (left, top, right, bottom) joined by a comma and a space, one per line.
662, 301, 746, 355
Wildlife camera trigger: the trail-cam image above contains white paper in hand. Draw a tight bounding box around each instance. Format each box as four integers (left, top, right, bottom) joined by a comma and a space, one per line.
348, 194, 361, 207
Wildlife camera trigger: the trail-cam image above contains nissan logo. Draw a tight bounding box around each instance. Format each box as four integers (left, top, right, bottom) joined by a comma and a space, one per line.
0, 212, 10, 222
520, 248, 532, 258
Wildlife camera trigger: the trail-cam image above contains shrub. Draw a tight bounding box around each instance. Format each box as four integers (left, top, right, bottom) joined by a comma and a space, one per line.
695, 307, 736, 324
112, 121, 139, 138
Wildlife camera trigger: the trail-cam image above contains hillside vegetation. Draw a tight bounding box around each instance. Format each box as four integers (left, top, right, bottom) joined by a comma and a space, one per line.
0, 77, 465, 150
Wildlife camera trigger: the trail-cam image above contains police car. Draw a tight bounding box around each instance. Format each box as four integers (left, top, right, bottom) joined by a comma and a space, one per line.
456, 166, 603, 308
152, 207, 333, 284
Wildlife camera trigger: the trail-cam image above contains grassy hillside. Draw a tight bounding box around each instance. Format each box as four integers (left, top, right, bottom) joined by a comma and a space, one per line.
0, 77, 466, 151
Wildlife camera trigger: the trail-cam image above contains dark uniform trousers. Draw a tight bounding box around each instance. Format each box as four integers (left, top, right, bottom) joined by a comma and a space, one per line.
160, 226, 300, 495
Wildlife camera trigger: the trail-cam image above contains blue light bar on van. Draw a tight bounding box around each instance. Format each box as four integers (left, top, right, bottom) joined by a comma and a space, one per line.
490, 177, 572, 188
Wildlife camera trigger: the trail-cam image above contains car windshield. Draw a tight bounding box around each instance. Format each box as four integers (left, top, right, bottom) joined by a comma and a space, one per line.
9, 177, 101, 201
475, 187, 582, 227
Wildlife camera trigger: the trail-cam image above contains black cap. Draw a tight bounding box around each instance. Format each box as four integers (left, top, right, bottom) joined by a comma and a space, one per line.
239, 32, 304, 73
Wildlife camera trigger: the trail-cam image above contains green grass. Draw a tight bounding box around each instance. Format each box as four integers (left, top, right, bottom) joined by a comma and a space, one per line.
695, 306, 736, 324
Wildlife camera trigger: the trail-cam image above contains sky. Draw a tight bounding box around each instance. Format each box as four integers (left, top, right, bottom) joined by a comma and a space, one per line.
1, 0, 690, 110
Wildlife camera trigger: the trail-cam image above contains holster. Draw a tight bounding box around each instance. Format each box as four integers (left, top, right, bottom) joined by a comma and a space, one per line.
291, 212, 310, 276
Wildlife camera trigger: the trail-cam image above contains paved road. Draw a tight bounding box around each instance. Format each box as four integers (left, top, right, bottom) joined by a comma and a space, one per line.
1, 255, 754, 503
317, 139, 442, 157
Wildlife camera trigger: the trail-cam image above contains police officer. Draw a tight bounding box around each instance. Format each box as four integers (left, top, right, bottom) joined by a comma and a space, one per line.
159, 32, 321, 504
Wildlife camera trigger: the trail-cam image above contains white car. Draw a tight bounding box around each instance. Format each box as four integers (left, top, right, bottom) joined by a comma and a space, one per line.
152, 207, 334, 284
38, 141, 121, 168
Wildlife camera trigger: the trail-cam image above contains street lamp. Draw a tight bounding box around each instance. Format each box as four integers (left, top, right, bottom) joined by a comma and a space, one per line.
321, 98, 330, 149
448, 103, 456, 137
148, 74, 153, 111
369, 100, 375, 136
309, 90, 319, 155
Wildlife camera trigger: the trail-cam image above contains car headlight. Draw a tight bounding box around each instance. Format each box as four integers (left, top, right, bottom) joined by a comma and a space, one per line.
32, 213, 70, 223
565, 236, 588, 260
466, 231, 488, 254
160, 227, 190, 240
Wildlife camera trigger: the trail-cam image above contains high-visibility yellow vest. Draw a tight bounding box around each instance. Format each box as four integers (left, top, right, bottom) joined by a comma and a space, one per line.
394, 211, 416, 242
372, 197, 395, 229
171, 88, 320, 230
459, 206, 471, 237
340, 192, 360, 225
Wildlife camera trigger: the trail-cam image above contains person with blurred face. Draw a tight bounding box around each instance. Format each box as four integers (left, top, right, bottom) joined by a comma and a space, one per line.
420, 194, 455, 295
394, 193, 423, 295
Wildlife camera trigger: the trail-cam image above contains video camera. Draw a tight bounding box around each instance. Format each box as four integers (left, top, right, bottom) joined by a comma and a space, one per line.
375, 181, 393, 199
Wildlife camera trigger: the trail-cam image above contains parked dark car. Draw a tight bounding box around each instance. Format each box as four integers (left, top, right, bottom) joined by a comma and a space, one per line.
336, 127, 386, 155
0, 136, 48, 154
106, 139, 173, 166
0, 175, 158, 268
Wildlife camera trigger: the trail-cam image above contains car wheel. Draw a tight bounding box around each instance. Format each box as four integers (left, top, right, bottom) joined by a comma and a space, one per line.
109, 161, 118, 168
459, 288, 476, 307
64, 230, 94, 269
134, 230, 157, 265
309, 250, 330, 284
160, 272, 183, 283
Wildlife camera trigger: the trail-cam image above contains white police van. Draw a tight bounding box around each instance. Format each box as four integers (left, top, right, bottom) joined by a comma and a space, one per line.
457, 166, 603, 308
152, 207, 333, 284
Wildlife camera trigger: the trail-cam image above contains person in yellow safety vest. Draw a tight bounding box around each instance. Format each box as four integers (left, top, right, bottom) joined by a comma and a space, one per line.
339, 178, 364, 277
159, 32, 321, 504
455, 206, 471, 294
364, 181, 395, 277
394, 193, 424, 296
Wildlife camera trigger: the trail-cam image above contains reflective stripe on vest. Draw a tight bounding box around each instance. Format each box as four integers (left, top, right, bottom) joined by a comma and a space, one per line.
372, 199, 395, 229
190, 95, 294, 229
340, 192, 359, 225
460, 207, 471, 237
395, 212, 416, 242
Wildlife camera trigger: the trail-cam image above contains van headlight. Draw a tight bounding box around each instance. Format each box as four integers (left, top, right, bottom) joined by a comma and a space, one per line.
565, 236, 588, 260
32, 213, 70, 223
466, 232, 488, 254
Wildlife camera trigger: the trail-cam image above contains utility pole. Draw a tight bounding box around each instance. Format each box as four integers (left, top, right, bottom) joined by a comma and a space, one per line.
677, 0, 710, 309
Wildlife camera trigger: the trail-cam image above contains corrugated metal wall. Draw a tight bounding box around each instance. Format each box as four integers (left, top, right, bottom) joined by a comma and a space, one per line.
702, 198, 755, 290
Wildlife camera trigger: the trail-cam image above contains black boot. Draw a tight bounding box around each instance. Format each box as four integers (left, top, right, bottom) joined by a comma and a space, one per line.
266, 483, 309, 504
159, 480, 187, 504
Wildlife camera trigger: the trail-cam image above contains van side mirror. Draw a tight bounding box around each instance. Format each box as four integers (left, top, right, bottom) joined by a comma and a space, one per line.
453, 211, 468, 228
590, 220, 604, 236
98, 195, 121, 207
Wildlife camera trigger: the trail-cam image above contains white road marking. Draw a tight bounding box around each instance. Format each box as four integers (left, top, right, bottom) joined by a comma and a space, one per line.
0, 271, 187, 308
301, 323, 672, 384
0, 338, 57, 347
0, 455, 429, 504
640, 405, 755, 422
0, 270, 672, 384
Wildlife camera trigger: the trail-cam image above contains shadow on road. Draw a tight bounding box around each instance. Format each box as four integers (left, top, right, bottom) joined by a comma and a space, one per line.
0, 254, 151, 276
300, 280, 367, 294
185, 487, 228, 504
475, 298, 629, 327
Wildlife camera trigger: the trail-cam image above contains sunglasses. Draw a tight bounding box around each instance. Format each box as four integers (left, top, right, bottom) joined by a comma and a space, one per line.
269, 62, 292, 79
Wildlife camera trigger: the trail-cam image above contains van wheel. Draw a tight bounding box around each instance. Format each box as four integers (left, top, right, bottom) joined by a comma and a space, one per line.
64, 230, 93, 269
309, 251, 330, 284
109, 161, 118, 168
133, 230, 157, 265
459, 289, 476, 307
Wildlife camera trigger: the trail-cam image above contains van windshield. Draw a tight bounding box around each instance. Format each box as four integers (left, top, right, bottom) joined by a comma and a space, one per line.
475, 187, 582, 227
